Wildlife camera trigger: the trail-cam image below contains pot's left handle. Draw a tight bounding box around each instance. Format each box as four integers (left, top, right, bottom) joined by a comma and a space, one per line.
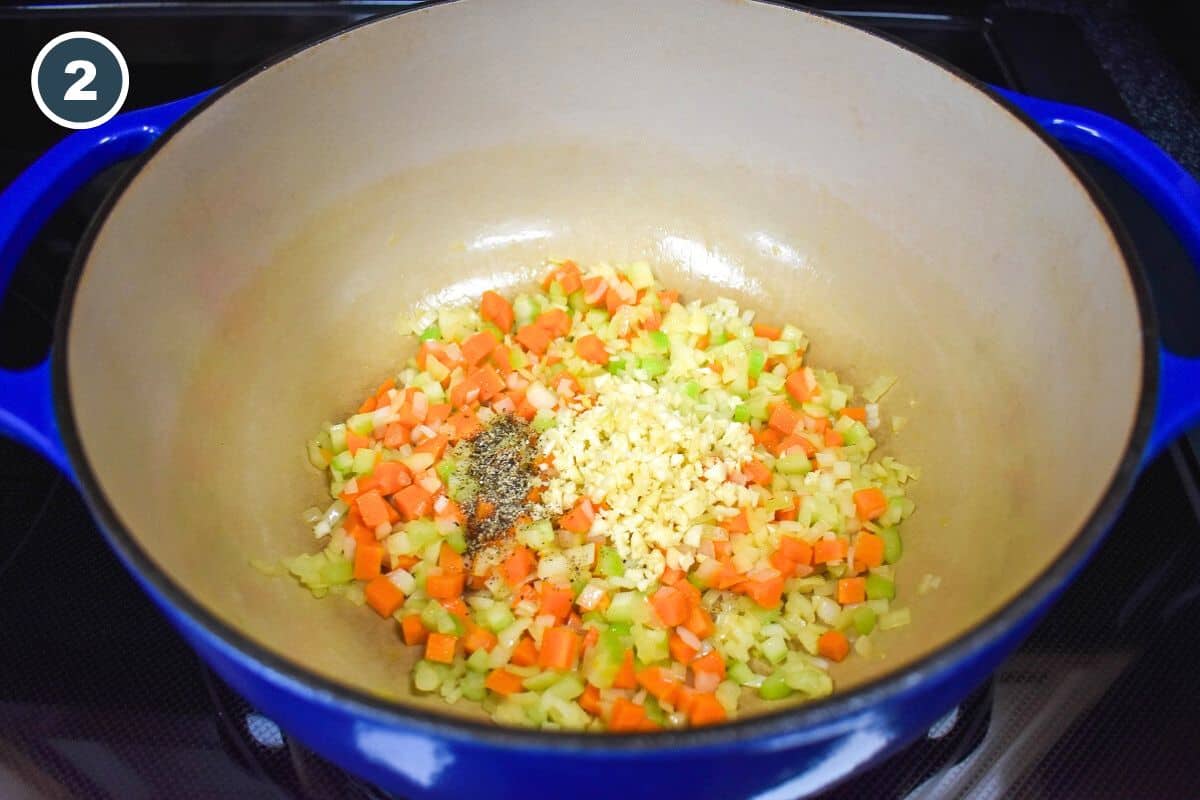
0, 92, 210, 477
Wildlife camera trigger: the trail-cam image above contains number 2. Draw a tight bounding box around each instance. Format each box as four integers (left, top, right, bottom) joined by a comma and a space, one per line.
63, 59, 97, 101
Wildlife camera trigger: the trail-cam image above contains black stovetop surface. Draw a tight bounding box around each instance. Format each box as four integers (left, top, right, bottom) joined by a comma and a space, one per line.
2, 3, 1199, 798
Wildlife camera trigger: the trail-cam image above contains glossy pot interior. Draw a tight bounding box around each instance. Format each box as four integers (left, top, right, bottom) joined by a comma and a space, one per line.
65, 0, 1139, 723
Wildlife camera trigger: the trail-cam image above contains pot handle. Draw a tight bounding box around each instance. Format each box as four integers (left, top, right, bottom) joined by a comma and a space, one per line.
998, 89, 1200, 463
0, 92, 210, 476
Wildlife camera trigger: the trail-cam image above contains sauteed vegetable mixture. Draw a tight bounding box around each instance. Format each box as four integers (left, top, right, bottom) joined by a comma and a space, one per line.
286, 260, 917, 731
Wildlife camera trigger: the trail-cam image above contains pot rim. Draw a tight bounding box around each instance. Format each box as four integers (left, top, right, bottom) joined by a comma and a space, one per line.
50, 0, 1158, 753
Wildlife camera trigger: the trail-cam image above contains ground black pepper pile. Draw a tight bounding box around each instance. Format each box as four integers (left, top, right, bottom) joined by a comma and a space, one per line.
457, 414, 538, 555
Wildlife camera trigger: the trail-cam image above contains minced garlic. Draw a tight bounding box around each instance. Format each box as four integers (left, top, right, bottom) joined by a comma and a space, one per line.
538, 375, 758, 590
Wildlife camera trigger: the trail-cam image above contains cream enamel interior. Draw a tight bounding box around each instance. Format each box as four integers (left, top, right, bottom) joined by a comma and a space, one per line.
66, 0, 1140, 721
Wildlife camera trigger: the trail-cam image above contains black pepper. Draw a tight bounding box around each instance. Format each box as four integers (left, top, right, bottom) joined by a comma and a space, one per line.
455, 414, 539, 556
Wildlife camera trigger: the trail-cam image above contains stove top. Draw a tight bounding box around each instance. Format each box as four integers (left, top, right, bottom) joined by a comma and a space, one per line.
2, 3, 1199, 798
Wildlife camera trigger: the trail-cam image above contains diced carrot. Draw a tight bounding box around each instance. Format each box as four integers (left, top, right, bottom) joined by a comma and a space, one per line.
579, 683, 603, 716
688, 693, 727, 727
515, 324, 553, 355
574, 334, 610, 365
475, 366, 506, 401
658, 289, 680, 307
393, 484, 433, 521
669, 632, 698, 665
484, 668, 524, 696
343, 510, 372, 544
690, 649, 725, 680
352, 541, 383, 581
543, 261, 583, 294
383, 422, 410, 448
853, 532, 885, 570
840, 406, 867, 422
837, 577, 866, 605
502, 546, 537, 587
373, 461, 412, 495
558, 499, 594, 534
535, 308, 571, 338
824, 429, 844, 447
480, 290, 514, 333
812, 537, 849, 564
753, 323, 782, 340
659, 567, 685, 586
785, 370, 812, 403
719, 509, 751, 534
425, 632, 457, 664
743, 459, 771, 487
538, 626, 581, 671
395, 389, 425, 427
775, 498, 800, 522
604, 286, 628, 315
345, 431, 372, 455
425, 571, 465, 600
464, 624, 498, 654
401, 614, 428, 646
636, 666, 682, 706
818, 629, 850, 662
777, 434, 816, 457
511, 635, 539, 667
696, 333, 710, 350
744, 574, 785, 609
475, 499, 496, 520
462, 330, 499, 366
425, 403, 452, 428
853, 488, 889, 521
768, 404, 802, 436
651, 586, 689, 627
539, 583, 574, 623
684, 605, 716, 639
754, 427, 782, 452
358, 395, 378, 413
613, 649, 638, 689
445, 409, 482, 440
356, 490, 390, 529
770, 549, 796, 577
712, 539, 732, 562
608, 698, 650, 732
438, 542, 465, 574
778, 535, 813, 566
365, 576, 406, 617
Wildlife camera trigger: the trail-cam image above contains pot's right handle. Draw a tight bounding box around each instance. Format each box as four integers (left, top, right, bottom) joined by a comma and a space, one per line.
0, 92, 210, 477
998, 89, 1200, 465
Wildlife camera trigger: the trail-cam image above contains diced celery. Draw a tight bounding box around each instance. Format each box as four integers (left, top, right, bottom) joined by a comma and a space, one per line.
733, 404, 751, 423
759, 635, 788, 664
605, 591, 643, 624
852, 606, 877, 635
328, 423, 348, 453
306, 440, 328, 469
406, 519, 441, 550
684, 381, 701, 400
567, 290, 587, 313
461, 670, 487, 702
644, 696, 666, 726
445, 526, 467, 554
648, 330, 670, 353
330, 450, 354, 476
513, 295, 538, 328
413, 660, 445, 692
419, 324, 441, 341
545, 673, 586, 700
728, 661, 756, 687
478, 602, 515, 634
320, 557, 353, 585
880, 527, 902, 564
624, 261, 655, 289
352, 447, 377, 477
598, 546, 625, 578
517, 519, 555, 551
744, 395, 769, 421
632, 624, 669, 664
466, 648, 491, 673
758, 673, 793, 700
347, 413, 374, 436
776, 455, 812, 475
532, 409, 557, 433
880, 607, 911, 630
842, 420, 869, 446
585, 309, 609, 328
748, 349, 766, 379
523, 671, 560, 692
436, 458, 456, 482
639, 355, 668, 377
606, 354, 631, 375
865, 574, 896, 601
782, 664, 833, 697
